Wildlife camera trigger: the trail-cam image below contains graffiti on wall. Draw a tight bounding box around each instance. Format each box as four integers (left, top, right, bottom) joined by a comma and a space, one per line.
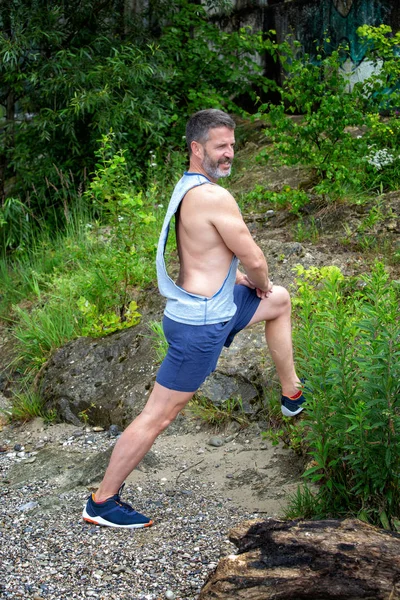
265, 0, 397, 88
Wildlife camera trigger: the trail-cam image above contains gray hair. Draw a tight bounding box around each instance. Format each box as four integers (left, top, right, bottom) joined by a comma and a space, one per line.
186, 109, 236, 154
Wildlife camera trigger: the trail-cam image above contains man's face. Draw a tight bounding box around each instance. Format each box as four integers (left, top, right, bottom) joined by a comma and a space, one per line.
200, 126, 235, 181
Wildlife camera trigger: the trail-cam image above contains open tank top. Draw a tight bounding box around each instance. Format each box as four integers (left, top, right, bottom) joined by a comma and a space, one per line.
156, 172, 239, 325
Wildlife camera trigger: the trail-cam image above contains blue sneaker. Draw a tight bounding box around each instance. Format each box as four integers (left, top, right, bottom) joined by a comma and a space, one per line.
281, 380, 307, 417
82, 484, 153, 529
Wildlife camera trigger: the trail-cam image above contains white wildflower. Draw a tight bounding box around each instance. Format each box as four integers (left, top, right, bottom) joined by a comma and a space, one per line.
366, 148, 396, 170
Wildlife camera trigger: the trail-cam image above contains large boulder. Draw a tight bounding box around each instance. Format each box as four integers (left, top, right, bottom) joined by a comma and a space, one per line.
37, 322, 158, 428
37, 318, 270, 429
199, 518, 400, 599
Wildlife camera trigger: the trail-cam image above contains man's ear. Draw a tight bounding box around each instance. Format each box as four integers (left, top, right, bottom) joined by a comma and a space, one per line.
191, 140, 203, 158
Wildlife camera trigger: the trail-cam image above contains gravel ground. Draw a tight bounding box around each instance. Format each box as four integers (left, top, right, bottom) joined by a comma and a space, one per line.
0, 423, 263, 600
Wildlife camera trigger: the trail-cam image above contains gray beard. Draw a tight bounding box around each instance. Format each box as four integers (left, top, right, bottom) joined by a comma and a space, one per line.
203, 155, 232, 180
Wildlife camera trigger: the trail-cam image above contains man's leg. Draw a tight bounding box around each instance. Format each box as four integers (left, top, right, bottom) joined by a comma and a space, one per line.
82, 383, 195, 527
245, 285, 301, 398
95, 382, 195, 502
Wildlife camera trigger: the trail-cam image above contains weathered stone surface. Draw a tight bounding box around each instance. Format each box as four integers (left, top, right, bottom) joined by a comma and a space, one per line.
199, 372, 259, 415
37, 323, 158, 428
6, 445, 159, 489
0, 391, 11, 415
199, 518, 400, 599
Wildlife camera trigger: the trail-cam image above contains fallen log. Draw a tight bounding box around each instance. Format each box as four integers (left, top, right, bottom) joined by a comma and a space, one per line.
199, 518, 400, 599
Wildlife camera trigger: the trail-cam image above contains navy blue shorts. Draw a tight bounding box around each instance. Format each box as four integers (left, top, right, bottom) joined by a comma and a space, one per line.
156, 285, 261, 392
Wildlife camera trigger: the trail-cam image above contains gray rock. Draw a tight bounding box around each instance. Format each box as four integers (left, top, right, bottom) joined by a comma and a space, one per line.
18, 501, 39, 512
199, 372, 259, 415
207, 437, 224, 448
72, 430, 84, 438
0, 391, 12, 414
108, 424, 120, 437
37, 323, 158, 428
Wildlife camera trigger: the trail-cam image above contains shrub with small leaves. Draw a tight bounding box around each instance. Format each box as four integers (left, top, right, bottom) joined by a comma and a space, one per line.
77, 297, 141, 338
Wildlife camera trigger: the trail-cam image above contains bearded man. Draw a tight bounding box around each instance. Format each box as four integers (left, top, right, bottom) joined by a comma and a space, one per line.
82, 109, 305, 528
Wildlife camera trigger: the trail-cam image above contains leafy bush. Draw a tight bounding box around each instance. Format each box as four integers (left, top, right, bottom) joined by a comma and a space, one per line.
287, 263, 400, 529
1, 0, 282, 241
6, 134, 168, 375
77, 298, 141, 338
240, 184, 310, 214
357, 24, 400, 113
257, 40, 368, 197
257, 26, 400, 198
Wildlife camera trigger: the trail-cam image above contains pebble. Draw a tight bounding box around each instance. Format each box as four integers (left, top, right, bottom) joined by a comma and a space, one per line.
17, 501, 39, 511
0, 426, 259, 600
108, 424, 120, 437
72, 430, 84, 438
207, 436, 224, 447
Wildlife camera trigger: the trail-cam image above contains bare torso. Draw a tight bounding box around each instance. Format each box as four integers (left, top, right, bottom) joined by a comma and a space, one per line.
174, 124, 270, 297
175, 183, 234, 298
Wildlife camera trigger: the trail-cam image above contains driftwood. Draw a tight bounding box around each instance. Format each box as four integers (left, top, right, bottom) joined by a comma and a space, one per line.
199, 518, 400, 599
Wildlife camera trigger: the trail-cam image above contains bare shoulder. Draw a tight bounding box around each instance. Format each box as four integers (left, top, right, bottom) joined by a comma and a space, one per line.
185, 183, 237, 212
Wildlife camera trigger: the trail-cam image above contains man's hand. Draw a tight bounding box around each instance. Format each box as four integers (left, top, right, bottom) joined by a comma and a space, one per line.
236, 272, 273, 298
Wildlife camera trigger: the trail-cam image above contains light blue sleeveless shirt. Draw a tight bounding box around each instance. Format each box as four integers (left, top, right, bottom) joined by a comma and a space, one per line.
156, 172, 239, 325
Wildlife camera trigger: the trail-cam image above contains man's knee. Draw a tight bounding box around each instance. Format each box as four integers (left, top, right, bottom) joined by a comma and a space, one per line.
141, 387, 193, 435
272, 285, 291, 311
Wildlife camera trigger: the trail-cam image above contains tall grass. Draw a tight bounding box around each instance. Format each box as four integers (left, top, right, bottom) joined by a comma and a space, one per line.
0, 141, 178, 383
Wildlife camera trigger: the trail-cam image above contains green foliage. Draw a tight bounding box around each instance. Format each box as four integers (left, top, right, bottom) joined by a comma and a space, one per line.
240, 184, 310, 215
77, 298, 141, 338
157, 3, 280, 115
3, 133, 168, 374
83, 131, 158, 312
12, 298, 81, 373
362, 114, 400, 191
287, 263, 400, 528
257, 26, 400, 198
357, 24, 400, 112
78, 403, 96, 425
148, 320, 169, 364
6, 389, 57, 423
1, 0, 282, 240
284, 485, 323, 520
0, 197, 35, 254
189, 395, 248, 427
257, 40, 368, 197
263, 418, 306, 456
292, 217, 320, 243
